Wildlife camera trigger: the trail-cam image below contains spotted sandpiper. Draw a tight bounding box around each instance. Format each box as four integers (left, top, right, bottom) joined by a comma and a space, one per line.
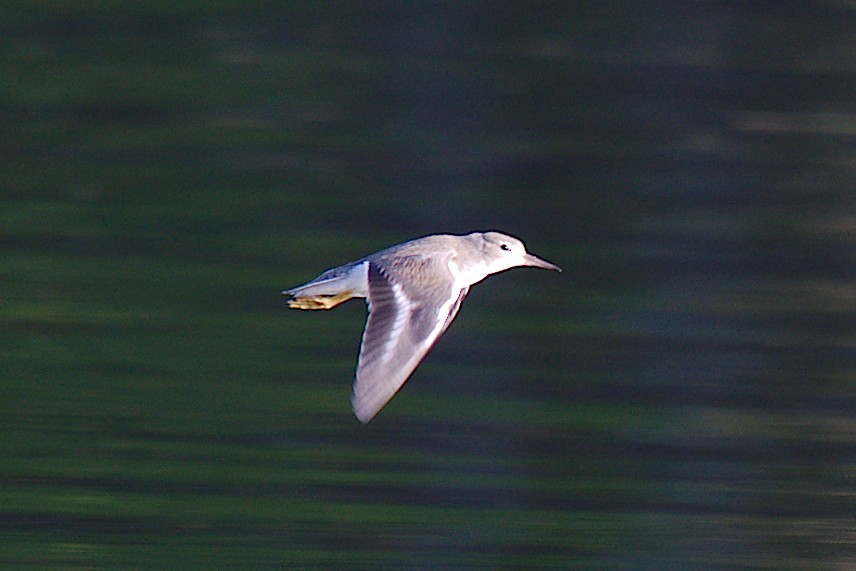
283, 231, 561, 423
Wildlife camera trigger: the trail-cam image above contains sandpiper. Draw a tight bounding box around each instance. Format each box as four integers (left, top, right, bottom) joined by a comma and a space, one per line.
283, 231, 561, 423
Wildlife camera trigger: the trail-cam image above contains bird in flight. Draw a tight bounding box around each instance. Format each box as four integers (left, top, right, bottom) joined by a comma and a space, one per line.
283, 231, 561, 423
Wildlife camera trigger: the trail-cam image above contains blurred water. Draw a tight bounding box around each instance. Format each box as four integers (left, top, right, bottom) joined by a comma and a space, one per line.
2, 2, 855, 569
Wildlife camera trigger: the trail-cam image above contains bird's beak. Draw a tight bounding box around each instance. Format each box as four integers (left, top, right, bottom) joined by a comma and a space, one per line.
524, 253, 562, 272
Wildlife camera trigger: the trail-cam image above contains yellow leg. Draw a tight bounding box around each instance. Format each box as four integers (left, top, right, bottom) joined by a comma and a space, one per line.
287, 291, 354, 310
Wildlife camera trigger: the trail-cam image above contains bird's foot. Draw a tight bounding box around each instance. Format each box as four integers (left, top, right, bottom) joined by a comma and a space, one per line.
287, 291, 353, 310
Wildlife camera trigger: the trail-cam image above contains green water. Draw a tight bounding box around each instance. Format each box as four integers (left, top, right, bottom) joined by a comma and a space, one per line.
2, 3, 855, 569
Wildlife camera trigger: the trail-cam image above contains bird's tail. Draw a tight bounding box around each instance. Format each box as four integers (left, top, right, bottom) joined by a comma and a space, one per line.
283, 261, 368, 310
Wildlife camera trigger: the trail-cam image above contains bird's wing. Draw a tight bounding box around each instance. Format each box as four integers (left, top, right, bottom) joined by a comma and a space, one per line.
352, 257, 467, 423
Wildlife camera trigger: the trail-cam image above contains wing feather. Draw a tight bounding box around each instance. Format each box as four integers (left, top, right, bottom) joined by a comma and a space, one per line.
352, 259, 467, 423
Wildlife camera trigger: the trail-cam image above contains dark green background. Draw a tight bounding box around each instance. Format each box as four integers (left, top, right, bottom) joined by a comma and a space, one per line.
2, 2, 854, 569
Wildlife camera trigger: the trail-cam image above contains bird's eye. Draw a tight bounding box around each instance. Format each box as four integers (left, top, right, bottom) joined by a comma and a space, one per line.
500, 243, 511, 251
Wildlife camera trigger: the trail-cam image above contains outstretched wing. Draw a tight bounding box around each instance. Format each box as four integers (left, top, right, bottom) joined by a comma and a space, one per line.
352, 259, 467, 423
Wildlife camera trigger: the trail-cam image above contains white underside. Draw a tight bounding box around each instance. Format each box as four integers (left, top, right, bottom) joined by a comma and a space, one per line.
448, 258, 489, 290
343, 261, 370, 297
289, 260, 370, 298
